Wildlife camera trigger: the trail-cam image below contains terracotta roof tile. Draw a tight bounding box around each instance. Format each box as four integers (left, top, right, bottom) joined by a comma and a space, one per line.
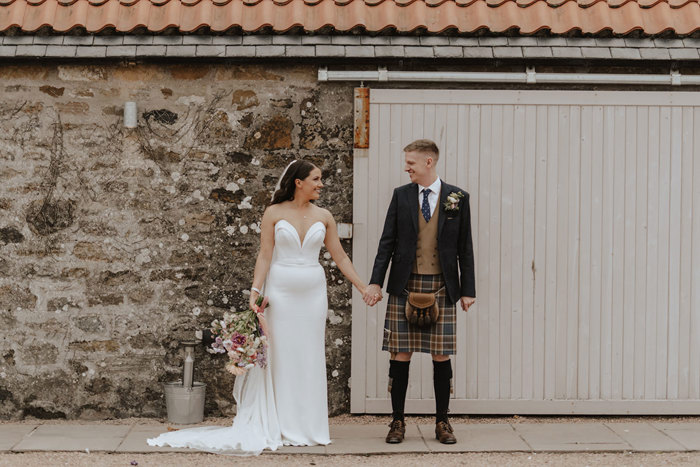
1, 0, 699, 36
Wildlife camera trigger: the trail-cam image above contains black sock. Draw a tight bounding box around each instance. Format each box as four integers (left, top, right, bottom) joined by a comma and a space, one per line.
433, 359, 452, 423
389, 360, 410, 422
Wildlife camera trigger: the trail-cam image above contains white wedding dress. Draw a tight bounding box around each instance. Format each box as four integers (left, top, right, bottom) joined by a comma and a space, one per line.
148, 220, 331, 455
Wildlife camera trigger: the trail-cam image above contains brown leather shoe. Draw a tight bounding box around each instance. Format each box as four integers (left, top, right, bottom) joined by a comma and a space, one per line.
435, 420, 457, 444
385, 419, 406, 444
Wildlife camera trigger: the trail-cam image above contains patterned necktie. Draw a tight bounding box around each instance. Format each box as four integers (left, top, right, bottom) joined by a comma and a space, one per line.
421, 188, 432, 222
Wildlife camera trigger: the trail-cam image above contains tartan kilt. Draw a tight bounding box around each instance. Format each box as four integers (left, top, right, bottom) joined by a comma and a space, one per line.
382, 273, 457, 355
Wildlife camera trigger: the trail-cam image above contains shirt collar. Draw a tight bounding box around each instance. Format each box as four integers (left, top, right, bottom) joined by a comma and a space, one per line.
419, 177, 441, 194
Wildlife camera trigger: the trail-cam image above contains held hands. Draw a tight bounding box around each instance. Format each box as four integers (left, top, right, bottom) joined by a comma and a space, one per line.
363, 284, 383, 307
249, 290, 260, 313
460, 296, 476, 312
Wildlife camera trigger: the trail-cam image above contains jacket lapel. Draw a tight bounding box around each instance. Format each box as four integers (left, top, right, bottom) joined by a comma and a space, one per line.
437, 183, 449, 239
409, 183, 419, 233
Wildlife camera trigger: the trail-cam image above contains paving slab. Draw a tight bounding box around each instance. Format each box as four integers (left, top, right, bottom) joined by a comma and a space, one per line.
12, 424, 131, 452
653, 423, 700, 450
325, 424, 428, 454
605, 423, 686, 451
513, 423, 631, 452
0, 425, 38, 451
115, 425, 195, 453
419, 423, 531, 452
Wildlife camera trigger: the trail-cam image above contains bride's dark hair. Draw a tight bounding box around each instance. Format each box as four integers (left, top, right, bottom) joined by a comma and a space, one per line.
270, 160, 317, 205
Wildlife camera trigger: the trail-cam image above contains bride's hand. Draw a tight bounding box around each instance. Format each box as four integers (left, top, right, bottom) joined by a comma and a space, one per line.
249, 292, 259, 311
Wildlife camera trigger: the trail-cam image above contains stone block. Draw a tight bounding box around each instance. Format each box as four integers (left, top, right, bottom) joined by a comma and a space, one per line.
273, 35, 302, 45
567, 37, 597, 47
196, 45, 226, 57
15, 45, 46, 57
165, 45, 197, 57
105, 45, 137, 57
606, 423, 686, 451
404, 46, 434, 58
640, 48, 671, 60
538, 37, 567, 46
493, 47, 523, 58
182, 35, 213, 45
211, 36, 243, 45
374, 45, 404, 57
581, 47, 612, 59
463, 47, 493, 58
361, 36, 392, 45
434, 46, 463, 58
316, 45, 345, 57
45, 45, 77, 57
63, 36, 94, 45
93, 36, 124, 46
390, 37, 419, 45
225, 46, 256, 57
123, 35, 154, 45
12, 425, 130, 452
625, 38, 655, 48
2, 36, 34, 45
75, 46, 107, 58
514, 423, 630, 451
594, 38, 627, 47
285, 45, 316, 57
449, 37, 479, 46
552, 47, 582, 58
255, 45, 286, 57
242, 35, 273, 45
301, 35, 332, 45
136, 45, 167, 56
344, 46, 375, 58
0, 46, 16, 57
420, 36, 450, 46
152, 36, 184, 45
331, 36, 362, 45
479, 37, 507, 46
669, 48, 700, 60
32, 36, 65, 45
610, 47, 641, 59
507, 37, 538, 46
523, 46, 553, 58
655, 38, 685, 48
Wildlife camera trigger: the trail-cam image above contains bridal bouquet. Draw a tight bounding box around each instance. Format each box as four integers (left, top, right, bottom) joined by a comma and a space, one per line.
207, 295, 269, 375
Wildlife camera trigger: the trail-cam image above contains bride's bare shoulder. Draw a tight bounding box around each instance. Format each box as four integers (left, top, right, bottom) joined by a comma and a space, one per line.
317, 207, 334, 225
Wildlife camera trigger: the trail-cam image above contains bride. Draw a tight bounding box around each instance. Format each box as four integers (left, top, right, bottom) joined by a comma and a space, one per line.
148, 160, 370, 455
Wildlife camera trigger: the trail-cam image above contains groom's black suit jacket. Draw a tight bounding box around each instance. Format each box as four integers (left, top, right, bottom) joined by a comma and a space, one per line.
369, 181, 476, 304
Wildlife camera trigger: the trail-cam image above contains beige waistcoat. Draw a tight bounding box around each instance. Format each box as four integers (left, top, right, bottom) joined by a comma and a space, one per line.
412, 198, 441, 275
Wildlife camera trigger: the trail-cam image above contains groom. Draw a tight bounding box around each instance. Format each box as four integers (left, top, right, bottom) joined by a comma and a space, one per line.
363, 139, 475, 444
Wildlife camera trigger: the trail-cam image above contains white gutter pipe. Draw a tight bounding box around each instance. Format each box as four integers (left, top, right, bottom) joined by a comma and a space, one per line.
318, 67, 700, 86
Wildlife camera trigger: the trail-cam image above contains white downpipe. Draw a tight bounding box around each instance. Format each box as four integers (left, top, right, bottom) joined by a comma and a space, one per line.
318, 67, 700, 86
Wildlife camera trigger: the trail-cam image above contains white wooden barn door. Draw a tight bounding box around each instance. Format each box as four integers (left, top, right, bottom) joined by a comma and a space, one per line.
351, 89, 700, 414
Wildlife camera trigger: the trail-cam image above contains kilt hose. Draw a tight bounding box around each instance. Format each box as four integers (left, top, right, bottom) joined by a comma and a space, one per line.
382, 273, 457, 355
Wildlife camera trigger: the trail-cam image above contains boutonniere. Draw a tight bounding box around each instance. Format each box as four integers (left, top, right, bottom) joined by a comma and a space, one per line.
442, 191, 464, 214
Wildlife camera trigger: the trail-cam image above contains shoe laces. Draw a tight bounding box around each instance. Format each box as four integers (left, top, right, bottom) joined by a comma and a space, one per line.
389, 419, 404, 429
437, 421, 453, 433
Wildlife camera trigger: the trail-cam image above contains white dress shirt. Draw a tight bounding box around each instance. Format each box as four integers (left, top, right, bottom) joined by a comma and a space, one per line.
417, 177, 441, 217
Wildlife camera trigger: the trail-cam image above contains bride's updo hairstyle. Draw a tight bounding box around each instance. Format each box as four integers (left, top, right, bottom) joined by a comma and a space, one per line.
270, 160, 317, 205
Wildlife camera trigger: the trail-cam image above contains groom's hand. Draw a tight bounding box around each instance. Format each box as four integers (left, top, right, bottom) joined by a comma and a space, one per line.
460, 296, 475, 311
363, 284, 383, 306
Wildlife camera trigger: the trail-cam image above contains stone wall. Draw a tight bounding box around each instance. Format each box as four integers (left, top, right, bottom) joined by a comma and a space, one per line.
0, 62, 355, 419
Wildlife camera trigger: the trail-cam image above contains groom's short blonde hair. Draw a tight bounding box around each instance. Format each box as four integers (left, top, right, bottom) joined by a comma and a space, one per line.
403, 139, 439, 161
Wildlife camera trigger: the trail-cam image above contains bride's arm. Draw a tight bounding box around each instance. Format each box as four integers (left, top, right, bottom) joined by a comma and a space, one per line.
249, 207, 275, 310
323, 211, 367, 296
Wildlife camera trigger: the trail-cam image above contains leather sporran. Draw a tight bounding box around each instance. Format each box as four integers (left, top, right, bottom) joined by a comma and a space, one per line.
405, 291, 440, 328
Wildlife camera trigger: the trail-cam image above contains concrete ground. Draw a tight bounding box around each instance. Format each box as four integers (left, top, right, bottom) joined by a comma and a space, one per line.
1, 417, 699, 465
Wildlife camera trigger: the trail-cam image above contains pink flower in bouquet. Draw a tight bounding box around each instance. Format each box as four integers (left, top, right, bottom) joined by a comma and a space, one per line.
231, 332, 247, 348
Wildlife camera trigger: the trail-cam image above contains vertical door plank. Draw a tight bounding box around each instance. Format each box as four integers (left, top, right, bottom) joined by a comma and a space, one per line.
510, 104, 526, 400
645, 106, 660, 399
578, 105, 593, 399
477, 104, 492, 399
454, 104, 468, 400
488, 105, 503, 399
521, 105, 537, 401
467, 104, 481, 399
566, 105, 581, 399
656, 106, 671, 400
667, 107, 682, 400
600, 106, 615, 400
500, 104, 514, 399
544, 106, 559, 400
589, 106, 604, 400
691, 107, 700, 400
533, 105, 549, 400
611, 106, 626, 400
677, 107, 693, 399
623, 106, 637, 400
634, 106, 649, 400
